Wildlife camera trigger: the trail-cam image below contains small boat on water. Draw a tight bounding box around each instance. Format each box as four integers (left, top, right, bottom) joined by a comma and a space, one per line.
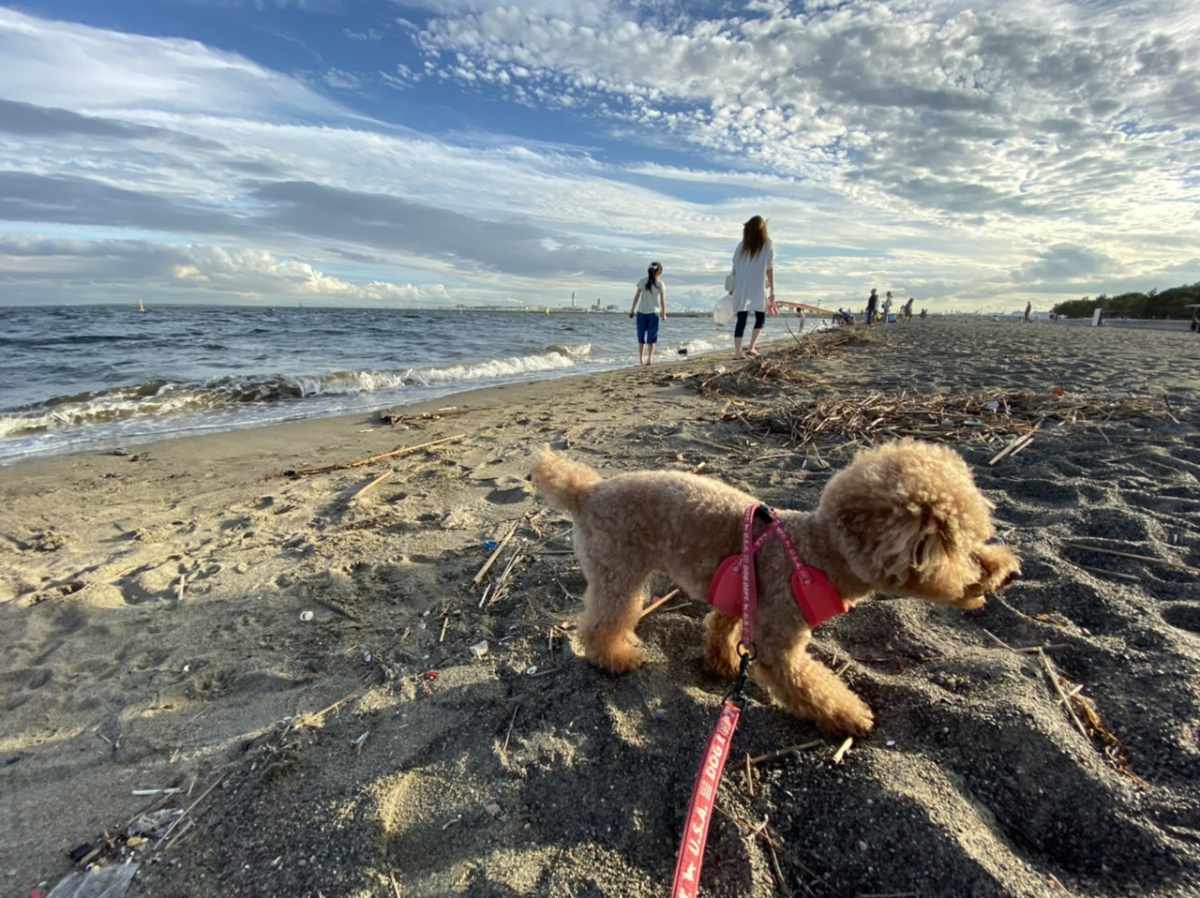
137, 299, 146, 313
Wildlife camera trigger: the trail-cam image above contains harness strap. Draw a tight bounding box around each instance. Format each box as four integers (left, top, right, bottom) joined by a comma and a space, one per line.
772, 519, 805, 571
738, 504, 758, 652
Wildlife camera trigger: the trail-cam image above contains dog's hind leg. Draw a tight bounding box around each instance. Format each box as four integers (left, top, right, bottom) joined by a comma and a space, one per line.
751, 646, 874, 737
579, 570, 650, 674
703, 611, 741, 680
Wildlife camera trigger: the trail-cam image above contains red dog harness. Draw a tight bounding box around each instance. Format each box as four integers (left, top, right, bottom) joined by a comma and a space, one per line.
707, 504, 847, 633
671, 504, 846, 898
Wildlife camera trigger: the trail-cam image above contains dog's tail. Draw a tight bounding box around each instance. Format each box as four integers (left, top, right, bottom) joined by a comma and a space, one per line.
531, 448, 600, 516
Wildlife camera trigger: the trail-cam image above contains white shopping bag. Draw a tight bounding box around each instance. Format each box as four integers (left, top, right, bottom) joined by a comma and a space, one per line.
712, 295, 735, 325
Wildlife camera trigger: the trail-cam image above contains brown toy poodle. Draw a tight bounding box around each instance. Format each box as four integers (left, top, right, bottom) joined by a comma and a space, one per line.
531, 439, 1019, 737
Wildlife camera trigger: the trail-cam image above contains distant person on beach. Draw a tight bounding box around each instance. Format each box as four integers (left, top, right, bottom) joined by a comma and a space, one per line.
1024, 301, 1032, 323
903, 297, 914, 320
729, 215, 775, 358
883, 291, 893, 322
919, 307, 928, 319
628, 261, 667, 366
866, 288, 879, 325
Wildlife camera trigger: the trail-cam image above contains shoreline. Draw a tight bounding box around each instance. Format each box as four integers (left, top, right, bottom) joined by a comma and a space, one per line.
0, 327, 806, 469
0, 353, 713, 479
4, 319, 1199, 898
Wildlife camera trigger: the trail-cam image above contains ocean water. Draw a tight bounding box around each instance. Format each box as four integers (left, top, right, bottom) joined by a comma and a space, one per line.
0, 305, 819, 464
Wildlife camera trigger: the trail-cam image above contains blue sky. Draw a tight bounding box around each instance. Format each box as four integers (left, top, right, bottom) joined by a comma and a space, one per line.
1, 0, 1198, 310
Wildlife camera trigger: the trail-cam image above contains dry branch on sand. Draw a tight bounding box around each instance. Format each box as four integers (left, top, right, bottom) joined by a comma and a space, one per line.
700, 327, 878, 396
1037, 651, 1144, 783
717, 388, 1171, 452
697, 328, 1174, 451
281, 433, 465, 478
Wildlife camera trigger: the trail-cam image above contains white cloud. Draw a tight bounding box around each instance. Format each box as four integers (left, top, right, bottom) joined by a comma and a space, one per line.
380, 63, 421, 89
174, 245, 451, 301
322, 67, 363, 90
1012, 244, 1117, 283
343, 26, 384, 40
0, 3, 1197, 311
0, 7, 343, 122
0, 237, 451, 305
415, 0, 1200, 231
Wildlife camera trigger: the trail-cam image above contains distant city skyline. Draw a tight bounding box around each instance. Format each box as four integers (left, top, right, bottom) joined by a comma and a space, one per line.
1, 1, 1198, 309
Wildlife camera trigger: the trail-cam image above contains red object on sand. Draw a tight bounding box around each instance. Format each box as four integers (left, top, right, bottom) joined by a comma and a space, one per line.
706, 505, 847, 630
669, 700, 741, 898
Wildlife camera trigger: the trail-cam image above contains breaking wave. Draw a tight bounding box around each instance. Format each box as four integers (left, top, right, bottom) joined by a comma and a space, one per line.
0, 344, 593, 438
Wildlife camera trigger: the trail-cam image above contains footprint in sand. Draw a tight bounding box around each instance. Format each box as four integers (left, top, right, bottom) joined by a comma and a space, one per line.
1001, 477, 1082, 505
114, 561, 183, 605
1077, 506, 1157, 542
1162, 604, 1200, 636
485, 478, 533, 504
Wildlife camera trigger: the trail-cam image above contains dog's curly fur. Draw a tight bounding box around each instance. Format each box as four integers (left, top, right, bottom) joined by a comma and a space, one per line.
531, 439, 1020, 736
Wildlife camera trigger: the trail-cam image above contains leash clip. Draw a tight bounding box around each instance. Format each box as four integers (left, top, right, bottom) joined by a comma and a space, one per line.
726, 652, 753, 707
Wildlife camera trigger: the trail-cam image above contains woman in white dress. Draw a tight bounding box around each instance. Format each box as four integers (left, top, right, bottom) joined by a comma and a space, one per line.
729, 215, 775, 358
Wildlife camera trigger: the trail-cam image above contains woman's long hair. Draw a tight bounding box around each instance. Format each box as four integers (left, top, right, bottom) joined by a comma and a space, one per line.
646, 261, 662, 292
741, 215, 768, 258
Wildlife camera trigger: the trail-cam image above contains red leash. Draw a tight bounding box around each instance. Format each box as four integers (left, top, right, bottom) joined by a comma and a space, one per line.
671, 505, 845, 895
670, 506, 760, 898
670, 696, 742, 897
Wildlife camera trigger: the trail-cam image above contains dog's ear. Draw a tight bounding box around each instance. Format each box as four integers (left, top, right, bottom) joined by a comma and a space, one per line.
832, 499, 941, 590
911, 517, 949, 572
817, 439, 995, 599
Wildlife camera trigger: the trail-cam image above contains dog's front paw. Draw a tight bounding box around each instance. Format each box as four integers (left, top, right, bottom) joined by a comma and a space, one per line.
817, 698, 875, 738
702, 612, 742, 679
703, 638, 740, 680
585, 636, 646, 674
704, 647, 740, 680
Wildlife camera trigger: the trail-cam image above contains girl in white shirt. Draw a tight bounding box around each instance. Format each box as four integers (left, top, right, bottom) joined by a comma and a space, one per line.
628, 261, 667, 365
729, 216, 775, 358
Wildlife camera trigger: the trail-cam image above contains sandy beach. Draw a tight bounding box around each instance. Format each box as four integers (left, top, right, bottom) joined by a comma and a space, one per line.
3, 319, 1199, 898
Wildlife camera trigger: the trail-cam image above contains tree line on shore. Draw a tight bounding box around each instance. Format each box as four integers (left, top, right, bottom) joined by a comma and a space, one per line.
1051, 282, 1199, 319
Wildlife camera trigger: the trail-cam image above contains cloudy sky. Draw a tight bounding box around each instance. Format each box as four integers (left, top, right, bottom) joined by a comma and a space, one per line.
1, 1, 1197, 310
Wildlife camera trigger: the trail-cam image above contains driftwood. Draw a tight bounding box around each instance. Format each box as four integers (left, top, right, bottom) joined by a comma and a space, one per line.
711, 385, 1170, 453
699, 328, 879, 396
831, 737, 854, 764
156, 771, 230, 850
989, 430, 1037, 465
473, 520, 520, 585
379, 405, 471, 426
284, 433, 465, 477
293, 688, 362, 731
639, 588, 682, 620
749, 740, 823, 766
502, 704, 519, 755
485, 552, 524, 608
351, 468, 393, 504
1064, 542, 1192, 572
1038, 649, 1090, 740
